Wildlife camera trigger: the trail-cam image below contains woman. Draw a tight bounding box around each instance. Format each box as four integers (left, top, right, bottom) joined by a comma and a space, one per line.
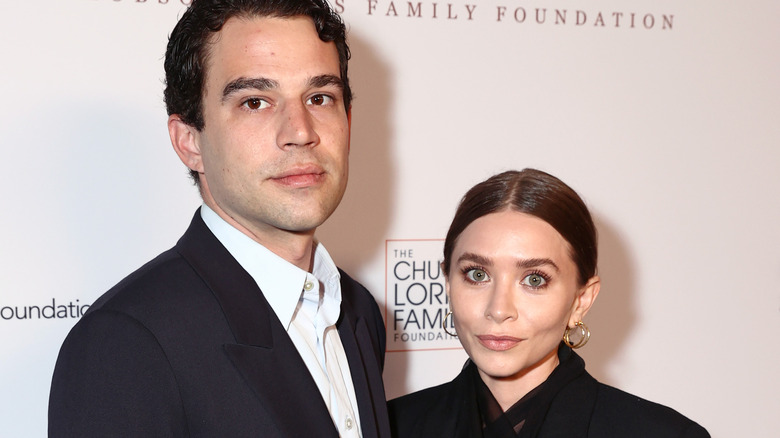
388, 169, 709, 438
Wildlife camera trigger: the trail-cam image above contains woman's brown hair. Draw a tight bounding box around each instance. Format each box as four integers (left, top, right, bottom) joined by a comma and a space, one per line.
442, 169, 597, 286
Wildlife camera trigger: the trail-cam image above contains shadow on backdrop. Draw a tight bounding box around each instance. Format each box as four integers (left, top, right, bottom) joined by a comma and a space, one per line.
580, 213, 637, 383
315, 31, 408, 398
318, 31, 395, 278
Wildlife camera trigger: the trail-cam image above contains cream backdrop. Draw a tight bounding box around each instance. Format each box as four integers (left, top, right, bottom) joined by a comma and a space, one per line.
1, 0, 778, 436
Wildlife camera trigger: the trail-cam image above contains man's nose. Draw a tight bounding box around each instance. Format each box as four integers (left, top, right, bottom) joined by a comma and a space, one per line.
276, 101, 319, 149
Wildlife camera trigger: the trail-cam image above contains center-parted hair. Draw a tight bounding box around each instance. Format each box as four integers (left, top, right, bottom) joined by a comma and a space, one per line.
163, 0, 352, 183
442, 169, 598, 286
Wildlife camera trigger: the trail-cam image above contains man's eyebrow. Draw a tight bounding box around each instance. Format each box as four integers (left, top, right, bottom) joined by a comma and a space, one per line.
220, 75, 343, 102
221, 77, 278, 102
309, 74, 344, 90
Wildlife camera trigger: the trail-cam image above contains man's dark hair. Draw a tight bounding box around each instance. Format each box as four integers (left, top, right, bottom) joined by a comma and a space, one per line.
163, 0, 352, 184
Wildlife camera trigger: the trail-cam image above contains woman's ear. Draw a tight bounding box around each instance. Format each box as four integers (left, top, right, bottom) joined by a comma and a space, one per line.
442, 262, 452, 303
568, 276, 600, 327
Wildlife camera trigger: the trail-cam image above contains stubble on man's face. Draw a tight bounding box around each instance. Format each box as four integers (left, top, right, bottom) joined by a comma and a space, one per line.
194, 15, 351, 246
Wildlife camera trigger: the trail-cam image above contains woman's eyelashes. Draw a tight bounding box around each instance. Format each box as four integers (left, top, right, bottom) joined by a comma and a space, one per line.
521, 271, 551, 290
461, 265, 490, 284
459, 265, 552, 290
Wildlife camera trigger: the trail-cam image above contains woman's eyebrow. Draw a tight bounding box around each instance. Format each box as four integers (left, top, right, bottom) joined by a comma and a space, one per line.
456, 252, 492, 266
517, 258, 559, 272
456, 253, 559, 273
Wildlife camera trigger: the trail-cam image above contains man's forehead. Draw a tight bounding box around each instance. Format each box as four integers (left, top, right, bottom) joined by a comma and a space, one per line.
207, 14, 320, 52
203, 15, 335, 75
200, 15, 340, 100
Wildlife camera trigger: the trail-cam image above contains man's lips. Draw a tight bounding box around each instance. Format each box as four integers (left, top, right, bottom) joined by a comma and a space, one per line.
477, 335, 522, 351
271, 165, 326, 187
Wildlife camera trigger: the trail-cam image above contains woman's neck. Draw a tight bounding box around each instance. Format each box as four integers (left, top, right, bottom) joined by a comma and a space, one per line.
478, 348, 560, 411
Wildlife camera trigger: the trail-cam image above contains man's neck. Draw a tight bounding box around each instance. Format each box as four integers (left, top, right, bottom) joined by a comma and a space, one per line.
203, 200, 316, 272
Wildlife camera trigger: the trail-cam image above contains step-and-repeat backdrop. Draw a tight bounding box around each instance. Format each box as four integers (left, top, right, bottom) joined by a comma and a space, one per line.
1, 1, 778, 436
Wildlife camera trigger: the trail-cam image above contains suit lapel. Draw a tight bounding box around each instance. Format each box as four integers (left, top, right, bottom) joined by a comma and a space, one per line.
176, 211, 338, 436
338, 315, 381, 438
455, 362, 489, 438
536, 372, 598, 437
411, 363, 481, 438
223, 330, 338, 437
337, 275, 391, 438
534, 349, 597, 438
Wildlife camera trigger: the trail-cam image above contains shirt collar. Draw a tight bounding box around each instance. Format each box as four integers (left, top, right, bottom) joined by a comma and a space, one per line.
200, 204, 341, 329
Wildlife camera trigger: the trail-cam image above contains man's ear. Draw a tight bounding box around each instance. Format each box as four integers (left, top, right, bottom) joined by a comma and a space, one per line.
346, 107, 352, 153
568, 276, 600, 327
168, 114, 204, 174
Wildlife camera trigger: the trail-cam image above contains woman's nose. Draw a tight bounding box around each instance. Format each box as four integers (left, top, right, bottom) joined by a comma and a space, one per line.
485, 281, 518, 322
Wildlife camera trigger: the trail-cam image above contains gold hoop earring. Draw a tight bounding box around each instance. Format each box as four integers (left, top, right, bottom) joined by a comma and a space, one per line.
442, 311, 458, 337
563, 321, 590, 349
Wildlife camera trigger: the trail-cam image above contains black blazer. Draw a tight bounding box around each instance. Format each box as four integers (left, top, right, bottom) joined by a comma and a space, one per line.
388, 354, 709, 438
49, 210, 391, 437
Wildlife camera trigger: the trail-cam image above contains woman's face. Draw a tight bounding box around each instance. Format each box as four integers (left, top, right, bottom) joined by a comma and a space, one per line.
446, 210, 598, 391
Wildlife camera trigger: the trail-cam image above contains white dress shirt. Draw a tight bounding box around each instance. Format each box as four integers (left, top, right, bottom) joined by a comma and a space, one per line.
201, 205, 362, 437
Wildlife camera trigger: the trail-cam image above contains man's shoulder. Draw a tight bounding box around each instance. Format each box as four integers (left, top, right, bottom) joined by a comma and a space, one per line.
87, 245, 201, 318
64, 240, 234, 359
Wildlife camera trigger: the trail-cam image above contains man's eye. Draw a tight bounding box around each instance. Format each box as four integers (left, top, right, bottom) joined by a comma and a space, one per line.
521, 273, 547, 288
242, 98, 269, 111
307, 94, 333, 106
465, 268, 489, 283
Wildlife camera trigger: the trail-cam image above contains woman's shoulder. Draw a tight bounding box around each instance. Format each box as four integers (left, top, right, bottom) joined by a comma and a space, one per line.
388, 382, 456, 438
589, 381, 710, 437
388, 378, 463, 425
388, 367, 477, 438
389, 380, 453, 410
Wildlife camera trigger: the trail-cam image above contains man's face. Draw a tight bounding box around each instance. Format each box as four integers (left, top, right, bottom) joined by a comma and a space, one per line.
190, 15, 350, 240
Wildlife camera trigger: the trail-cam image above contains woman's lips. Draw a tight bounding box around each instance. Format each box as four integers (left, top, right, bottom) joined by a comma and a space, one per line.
477, 335, 522, 351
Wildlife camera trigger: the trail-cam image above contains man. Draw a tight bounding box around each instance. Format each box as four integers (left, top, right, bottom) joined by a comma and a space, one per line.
48, 0, 390, 436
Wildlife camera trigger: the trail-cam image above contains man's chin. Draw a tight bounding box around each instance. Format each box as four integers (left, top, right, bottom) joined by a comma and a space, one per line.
276, 211, 333, 235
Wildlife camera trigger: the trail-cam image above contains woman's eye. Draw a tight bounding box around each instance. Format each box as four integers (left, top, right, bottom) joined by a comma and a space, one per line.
242, 98, 269, 111
307, 94, 333, 106
522, 273, 547, 288
465, 268, 490, 283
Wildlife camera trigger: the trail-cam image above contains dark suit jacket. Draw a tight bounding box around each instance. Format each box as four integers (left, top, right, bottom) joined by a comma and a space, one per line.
49, 210, 391, 437
388, 355, 709, 438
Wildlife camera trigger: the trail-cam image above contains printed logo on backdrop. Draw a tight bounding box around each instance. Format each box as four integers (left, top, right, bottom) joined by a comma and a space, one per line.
0, 299, 89, 322
360, 1, 675, 30
386, 239, 461, 352
101, 0, 193, 5
100, 0, 675, 31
